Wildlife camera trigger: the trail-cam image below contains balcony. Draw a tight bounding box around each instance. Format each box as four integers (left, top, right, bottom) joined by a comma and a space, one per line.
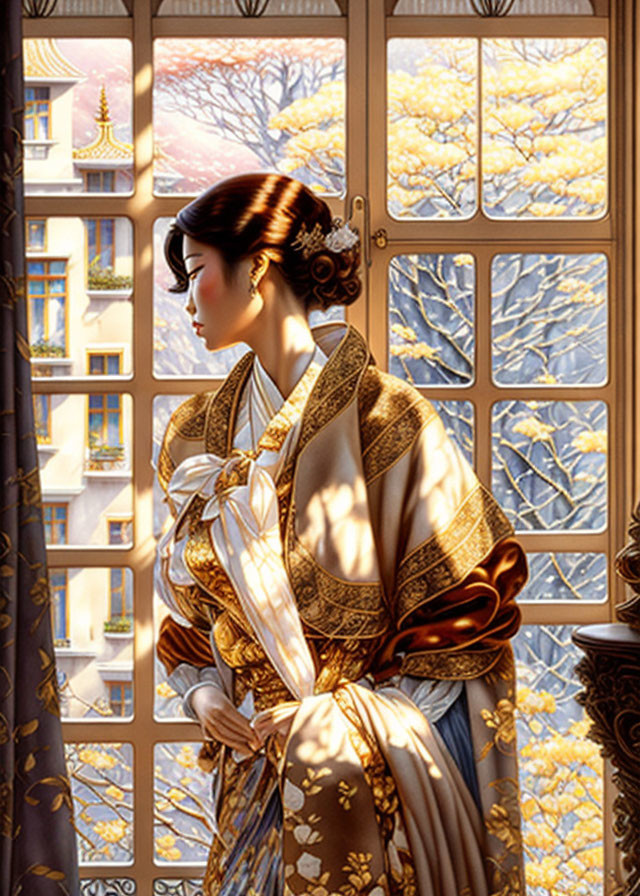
87, 442, 127, 473
86, 263, 133, 300
104, 616, 133, 635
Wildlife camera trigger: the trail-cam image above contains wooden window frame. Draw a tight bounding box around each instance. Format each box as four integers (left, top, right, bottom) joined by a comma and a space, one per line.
24, 1, 634, 892
105, 681, 133, 717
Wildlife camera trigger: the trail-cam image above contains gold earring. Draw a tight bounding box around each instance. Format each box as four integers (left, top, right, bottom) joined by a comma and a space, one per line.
249, 253, 268, 299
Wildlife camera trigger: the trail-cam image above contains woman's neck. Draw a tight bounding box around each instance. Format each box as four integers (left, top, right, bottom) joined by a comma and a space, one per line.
243, 279, 316, 399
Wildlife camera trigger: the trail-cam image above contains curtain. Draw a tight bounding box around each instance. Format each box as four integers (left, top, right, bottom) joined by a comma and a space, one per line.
0, 1, 79, 892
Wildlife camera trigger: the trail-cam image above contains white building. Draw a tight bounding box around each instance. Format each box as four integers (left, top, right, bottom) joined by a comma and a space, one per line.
26, 38, 135, 719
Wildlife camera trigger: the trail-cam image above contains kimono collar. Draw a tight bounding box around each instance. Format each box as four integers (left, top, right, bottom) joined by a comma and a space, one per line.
203, 323, 372, 459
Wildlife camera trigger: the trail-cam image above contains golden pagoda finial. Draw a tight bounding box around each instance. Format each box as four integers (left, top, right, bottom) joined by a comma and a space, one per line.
96, 85, 110, 124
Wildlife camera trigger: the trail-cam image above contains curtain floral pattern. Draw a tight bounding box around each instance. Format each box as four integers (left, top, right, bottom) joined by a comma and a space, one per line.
0, 1, 79, 892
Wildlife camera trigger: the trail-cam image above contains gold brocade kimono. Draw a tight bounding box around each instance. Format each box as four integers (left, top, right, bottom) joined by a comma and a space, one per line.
156, 323, 528, 896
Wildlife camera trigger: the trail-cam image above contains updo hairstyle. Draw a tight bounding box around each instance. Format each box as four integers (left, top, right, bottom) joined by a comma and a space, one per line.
164, 173, 361, 311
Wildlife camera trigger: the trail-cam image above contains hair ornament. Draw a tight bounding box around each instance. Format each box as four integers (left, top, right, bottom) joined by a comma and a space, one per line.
324, 217, 360, 253
291, 218, 359, 259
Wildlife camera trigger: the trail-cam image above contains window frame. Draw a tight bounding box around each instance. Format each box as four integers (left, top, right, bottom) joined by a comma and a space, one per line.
23, 1, 632, 891
26, 257, 68, 354
43, 502, 68, 545
24, 85, 50, 141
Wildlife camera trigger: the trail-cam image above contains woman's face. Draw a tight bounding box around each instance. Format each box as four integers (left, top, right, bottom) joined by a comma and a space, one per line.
182, 235, 258, 352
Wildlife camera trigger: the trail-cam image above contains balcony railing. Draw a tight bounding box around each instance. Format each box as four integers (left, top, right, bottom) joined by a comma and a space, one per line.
104, 616, 133, 634
87, 263, 133, 293
30, 340, 66, 358
87, 443, 127, 472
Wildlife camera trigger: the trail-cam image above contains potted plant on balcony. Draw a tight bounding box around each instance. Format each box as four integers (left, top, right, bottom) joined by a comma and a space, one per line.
87, 257, 133, 292
31, 339, 65, 358
104, 616, 133, 634
88, 433, 125, 471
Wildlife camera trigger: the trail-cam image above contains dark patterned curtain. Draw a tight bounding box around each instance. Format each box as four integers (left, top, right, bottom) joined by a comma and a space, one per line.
0, 1, 79, 892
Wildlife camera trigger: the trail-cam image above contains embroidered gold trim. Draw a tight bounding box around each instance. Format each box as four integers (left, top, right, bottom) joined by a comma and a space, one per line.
358, 369, 436, 485
396, 484, 513, 624
400, 648, 503, 680
285, 501, 390, 639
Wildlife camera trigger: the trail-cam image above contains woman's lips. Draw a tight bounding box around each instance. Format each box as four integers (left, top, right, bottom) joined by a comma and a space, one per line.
192, 321, 204, 335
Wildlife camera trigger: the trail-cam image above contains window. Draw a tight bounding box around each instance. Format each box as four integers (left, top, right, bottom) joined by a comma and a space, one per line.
86, 218, 115, 272
109, 568, 132, 619
88, 353, 123, 465
26, 218, 46, 251
87, 351, 122, 377
108, 519, 132, 546
106, 682, 132, 717
24, 4, 630, 890
33, 394, 51, 443
24, 86, 50, 140
50, 570, 68, 644
43, 504, 67, 545
84, 171, 116, 193
27, 260, 67, 356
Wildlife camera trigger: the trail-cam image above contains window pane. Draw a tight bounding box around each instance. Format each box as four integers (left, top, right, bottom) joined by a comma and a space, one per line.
432, 399, 474, 467
392, 0, 594, 11
54, 567, 134, 718
492, 253, 608, 386
482, 39, 607, 219
154, 743, 214, 864
79, 881, 136, 896
153, 882, 203, 896
515, 625, 603, 895
157, 0, 342, 12
153, 219, 247, 377
387, 39, 477, 220
27, 218, 132, 378
492, 399, 607, 531
153, 395, 190, 720
153, 39, 345, 196
34, 0, 130, 13
519, 553, 607, 602
38, 394, 133, 545
388, 253, 475, 386
66, 743, 134, 864
23, 40, 132, 195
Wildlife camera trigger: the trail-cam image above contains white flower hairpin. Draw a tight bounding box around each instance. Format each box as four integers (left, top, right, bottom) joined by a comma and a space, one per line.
291, 218, 359, 259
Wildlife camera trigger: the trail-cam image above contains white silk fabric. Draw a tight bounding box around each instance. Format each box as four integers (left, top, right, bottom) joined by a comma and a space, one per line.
158, 345, 328, 703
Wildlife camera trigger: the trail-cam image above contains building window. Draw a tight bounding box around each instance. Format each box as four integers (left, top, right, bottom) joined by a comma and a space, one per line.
86, 218, 115, 275
109, 568, 133, 621
88, 352, 123, 466
27, 259, 67, 356
34, 394, 51, 443
24, 86, 50, 140
106, 682, 132, 717
108, 519, 132, 546
50, 569, 68, 644
26, 218, 46, 252
87, 351, 122, 377
43, 503, 68, 545
84, 171, 116, 193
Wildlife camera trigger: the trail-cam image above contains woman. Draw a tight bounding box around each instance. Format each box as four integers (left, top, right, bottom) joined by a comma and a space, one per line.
156, 172, 528, 896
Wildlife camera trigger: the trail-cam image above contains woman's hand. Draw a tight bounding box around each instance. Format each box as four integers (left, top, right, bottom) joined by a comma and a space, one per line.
191, 686, 262, 754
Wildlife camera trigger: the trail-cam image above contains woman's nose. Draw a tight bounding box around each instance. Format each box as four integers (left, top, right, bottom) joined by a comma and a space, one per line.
185, 289, 196, 317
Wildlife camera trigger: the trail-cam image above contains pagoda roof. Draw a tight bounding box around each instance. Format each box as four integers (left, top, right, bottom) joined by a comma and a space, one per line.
73, 86, 133, 166
24, 39, 83, 82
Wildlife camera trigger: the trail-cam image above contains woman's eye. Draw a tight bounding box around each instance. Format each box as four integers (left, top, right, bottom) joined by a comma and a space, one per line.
187, 266, 203, 281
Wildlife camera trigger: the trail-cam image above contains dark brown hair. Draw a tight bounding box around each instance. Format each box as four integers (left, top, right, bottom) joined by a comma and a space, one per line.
164, 173, 361, 311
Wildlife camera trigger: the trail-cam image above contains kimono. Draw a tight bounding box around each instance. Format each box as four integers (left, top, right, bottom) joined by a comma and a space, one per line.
155, 321, 528, 896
